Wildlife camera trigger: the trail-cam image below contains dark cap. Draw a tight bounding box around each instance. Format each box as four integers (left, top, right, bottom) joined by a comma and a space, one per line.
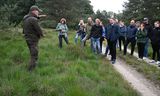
30, 5, 42, 12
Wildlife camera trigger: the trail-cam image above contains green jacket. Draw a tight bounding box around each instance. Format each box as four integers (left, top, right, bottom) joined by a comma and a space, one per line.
85, 23, 92, 35
56, 23, 68, 36
23, 13, 43, 41
136, 29, 147, 43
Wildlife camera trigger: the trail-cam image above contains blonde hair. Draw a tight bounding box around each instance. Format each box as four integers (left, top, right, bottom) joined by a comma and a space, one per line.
95, 18, 101, 24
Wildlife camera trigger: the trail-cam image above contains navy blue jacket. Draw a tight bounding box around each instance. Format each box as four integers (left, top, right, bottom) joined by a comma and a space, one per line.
126, 25, 137, 39
105, 24, 120, 41
119, 26, 127, 37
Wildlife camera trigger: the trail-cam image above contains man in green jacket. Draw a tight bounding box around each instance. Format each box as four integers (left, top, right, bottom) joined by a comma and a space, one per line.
23, 5, 44, 71
82, 17, 94, 47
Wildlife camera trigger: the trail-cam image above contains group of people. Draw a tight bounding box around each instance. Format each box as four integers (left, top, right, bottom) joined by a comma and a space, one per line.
23, 5, 160, 71
56, 16, 160, 66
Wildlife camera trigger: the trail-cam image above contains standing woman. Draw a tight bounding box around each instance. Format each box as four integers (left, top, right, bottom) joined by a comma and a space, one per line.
56, 18, 69, 48
149, 21, 160, 66
75, 19, 86, 44
89, 18, 103, 54
136, 23, 147, 60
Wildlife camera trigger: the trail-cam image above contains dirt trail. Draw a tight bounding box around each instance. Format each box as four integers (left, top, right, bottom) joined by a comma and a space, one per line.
102, 46, 160, 96
126, 48, 160, 69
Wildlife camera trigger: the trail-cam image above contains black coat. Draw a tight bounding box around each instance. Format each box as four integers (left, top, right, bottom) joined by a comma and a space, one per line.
144, 23, 153, 38
90, 24, 103, 38
150, 27, 160, 43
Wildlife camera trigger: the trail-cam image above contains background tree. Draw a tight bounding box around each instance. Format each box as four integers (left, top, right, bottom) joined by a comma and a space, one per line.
0, 0, 35, 29
122, 0, 160, 24
37, 0, 94, 28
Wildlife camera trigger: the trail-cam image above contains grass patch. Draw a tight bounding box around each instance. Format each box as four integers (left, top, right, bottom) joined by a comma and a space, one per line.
0, 28, 139, 96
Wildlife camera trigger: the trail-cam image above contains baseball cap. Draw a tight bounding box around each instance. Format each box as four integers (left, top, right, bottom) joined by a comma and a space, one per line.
30, 5, 42, 12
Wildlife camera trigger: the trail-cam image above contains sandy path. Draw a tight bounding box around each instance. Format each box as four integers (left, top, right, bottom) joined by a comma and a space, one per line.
102, 46, 160, 96
126, 48, 160, 69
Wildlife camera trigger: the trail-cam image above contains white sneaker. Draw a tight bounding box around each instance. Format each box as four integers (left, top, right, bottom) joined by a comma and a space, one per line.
156, 61, 160, 65
143, 57, 148, 60
138, 58, 143, 61
149, 60, 155, 63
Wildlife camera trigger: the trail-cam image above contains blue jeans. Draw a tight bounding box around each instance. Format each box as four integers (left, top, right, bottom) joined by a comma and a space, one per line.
91, 37, 101, 54
144, 38, 149, 57
75, 33, 86, 44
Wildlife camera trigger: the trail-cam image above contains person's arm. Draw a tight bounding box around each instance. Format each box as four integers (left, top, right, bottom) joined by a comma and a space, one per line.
117, 25, 120, 38
100, 26, 103, 38
56, 23, 62, 31
38, 14, 47, 18
126, 27, 129, 38
134, 28, 138, 38
65, 25, 69, 33
31, 18, 43, 37
148, 26, 153, 39
141, 30, 147, 37
136, 30, 140, 38
124, 26, 127, 38
76, 25, 80, 31
105, 26, 108, 39
102, 27, 106, 37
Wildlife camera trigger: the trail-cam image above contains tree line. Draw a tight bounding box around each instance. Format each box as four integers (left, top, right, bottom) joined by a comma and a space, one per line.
0, 0, 160, 29
122, 0, 160, 24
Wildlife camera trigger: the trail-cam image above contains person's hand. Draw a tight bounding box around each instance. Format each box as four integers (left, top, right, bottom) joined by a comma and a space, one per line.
61, 30, 65, 33
39, 14, 47, 18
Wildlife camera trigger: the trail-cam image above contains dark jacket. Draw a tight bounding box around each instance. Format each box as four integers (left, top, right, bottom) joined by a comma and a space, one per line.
119, 25, 127, 37
105, 24, 120, 41
23, 13, 43, 41
150, 27, 160, 43
76, 24, 85, 34
126, 25, 137, 39
90, 24, 103, 38
136, 29, 147, 43
144, 23, 152, 38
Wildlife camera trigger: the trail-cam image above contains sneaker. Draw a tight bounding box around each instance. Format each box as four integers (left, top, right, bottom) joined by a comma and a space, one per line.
143, 57, 148, 60
156, 61, 160, 65
111, 60, 116, 64
149, 60, 155, 63
137, 58, 143, 61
